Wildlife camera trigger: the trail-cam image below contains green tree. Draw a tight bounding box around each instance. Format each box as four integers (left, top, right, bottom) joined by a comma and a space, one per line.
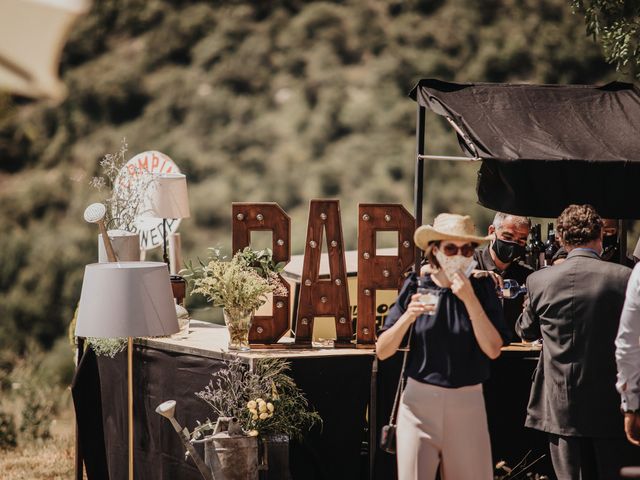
0, 0, 616, 353
571, 0, 640, 78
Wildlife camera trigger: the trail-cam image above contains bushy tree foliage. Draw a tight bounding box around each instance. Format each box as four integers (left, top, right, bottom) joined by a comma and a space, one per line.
571, 0, 640, 78
0, 0, 617, 352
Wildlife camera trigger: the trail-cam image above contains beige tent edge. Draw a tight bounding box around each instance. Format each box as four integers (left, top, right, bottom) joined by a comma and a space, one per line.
0, 0, 90, 100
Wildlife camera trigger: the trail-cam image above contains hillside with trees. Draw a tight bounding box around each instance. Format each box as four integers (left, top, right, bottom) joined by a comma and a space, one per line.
0, 0, 620, 354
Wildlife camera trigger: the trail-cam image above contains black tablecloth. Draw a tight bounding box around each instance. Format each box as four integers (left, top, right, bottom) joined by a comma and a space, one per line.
72, 345, 550, 479
72, 346, 373, 480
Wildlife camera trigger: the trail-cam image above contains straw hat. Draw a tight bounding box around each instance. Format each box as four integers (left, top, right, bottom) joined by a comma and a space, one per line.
414, 213, 491, 250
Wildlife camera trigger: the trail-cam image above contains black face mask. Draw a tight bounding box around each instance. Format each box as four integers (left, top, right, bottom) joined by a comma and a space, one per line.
492, 235, 526, 264
601, 234, 618, 261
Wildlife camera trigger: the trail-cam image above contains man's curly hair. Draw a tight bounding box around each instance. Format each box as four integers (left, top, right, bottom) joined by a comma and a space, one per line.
556, 204, 602, 247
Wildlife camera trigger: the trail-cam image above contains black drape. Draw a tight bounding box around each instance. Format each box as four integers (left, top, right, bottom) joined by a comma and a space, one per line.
410, 79, 640, 218
73, 343, 550, 479
73, 345, 373, 480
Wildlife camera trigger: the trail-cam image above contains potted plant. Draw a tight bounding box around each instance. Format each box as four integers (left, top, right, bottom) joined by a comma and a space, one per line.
191, 358, 322, 478
184, 247, 288, 351
90, 139, 153, 261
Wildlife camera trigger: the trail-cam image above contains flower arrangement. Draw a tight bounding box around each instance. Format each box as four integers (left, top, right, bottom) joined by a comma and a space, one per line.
187, 248, 275, 315
191, 358, 321, 440
184, 247, 288, 349
186, 247, 288, 311
89, 139, 153, 232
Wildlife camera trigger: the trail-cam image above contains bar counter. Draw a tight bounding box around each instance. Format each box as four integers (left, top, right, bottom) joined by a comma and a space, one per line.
72, 321, 551, 480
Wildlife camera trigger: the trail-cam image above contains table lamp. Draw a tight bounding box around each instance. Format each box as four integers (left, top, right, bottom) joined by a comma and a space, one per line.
147, 173, 191, 269
75, 261, 179, 480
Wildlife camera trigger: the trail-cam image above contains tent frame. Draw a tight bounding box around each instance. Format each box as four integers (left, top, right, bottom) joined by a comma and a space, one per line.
412, 104, 628, 272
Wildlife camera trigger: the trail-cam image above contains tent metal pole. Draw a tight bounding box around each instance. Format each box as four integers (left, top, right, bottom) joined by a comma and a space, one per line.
414, 105, 426, 273
620, 219, 628, 265
417, 154, 481, 162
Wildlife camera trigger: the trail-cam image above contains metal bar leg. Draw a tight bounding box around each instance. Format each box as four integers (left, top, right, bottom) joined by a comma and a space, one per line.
414, 105, 426, 273
369, 356, 378, 480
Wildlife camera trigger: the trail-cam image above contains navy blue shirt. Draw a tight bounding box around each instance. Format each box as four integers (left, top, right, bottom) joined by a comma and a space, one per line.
380, 273, 511, 388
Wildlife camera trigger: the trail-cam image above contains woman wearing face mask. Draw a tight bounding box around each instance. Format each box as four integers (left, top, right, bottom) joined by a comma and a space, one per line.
376, 213, 511, 480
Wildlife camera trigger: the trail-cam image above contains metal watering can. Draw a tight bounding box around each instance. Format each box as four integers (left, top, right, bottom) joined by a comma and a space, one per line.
156, 400, 267, 480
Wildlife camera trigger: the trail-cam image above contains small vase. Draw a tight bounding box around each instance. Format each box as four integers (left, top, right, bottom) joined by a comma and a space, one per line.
223, 308, 254, 351
98, 230, 140, 262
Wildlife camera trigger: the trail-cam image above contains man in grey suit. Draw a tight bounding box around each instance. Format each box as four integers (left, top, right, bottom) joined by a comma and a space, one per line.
517, 204, 637, 480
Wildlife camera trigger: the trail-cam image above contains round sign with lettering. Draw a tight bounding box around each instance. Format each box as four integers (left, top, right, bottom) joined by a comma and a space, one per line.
115, 151, 182, 251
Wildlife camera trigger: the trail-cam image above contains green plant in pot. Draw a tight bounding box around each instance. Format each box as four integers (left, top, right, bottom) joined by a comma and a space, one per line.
185, 247, 287, 351
90, 139, 153, 236
191, 357, 322, 478
192, 358, 321, 439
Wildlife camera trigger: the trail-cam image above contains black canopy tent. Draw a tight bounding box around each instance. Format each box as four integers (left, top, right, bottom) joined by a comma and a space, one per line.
400, 81, 640, 476
409, 79, 640, 219
408, 78, 640, 268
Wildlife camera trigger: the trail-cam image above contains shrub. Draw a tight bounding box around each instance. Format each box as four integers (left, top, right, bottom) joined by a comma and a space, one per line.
0, 412, 17, 450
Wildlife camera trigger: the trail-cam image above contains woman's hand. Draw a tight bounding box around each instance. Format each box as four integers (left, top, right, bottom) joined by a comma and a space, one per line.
376, 292, 433, 360
420, 264, 437, 275
404, 293, 434, 323
624, 412, 640, 446
453, 270, 504, 359
472, 269, 504, 288
450, 270, 476, 304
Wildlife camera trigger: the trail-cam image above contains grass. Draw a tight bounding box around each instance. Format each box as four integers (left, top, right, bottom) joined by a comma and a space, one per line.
0, 435, 75, 480
0, 398, 78, 480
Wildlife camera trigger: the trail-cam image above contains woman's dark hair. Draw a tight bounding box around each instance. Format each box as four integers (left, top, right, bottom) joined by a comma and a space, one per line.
425, 241, 441, 269
556, 204, 602, 246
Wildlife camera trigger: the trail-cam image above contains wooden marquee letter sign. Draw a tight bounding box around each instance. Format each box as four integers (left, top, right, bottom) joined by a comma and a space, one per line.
357, 204, 415, 347
232, 203, 291, 345
295, 200, 351, 346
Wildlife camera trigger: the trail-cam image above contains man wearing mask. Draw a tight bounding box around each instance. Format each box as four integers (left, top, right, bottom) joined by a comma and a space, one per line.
602, 219, 634, 266
516, 204, 636, 479
474, 212, 533, 337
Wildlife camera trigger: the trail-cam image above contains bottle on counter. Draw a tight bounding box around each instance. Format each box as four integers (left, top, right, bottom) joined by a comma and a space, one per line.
497, 279, 528, 300
525, 225, 536, 269
544, 222, 559, 266
535, 224, 545, 269
526, 224, 544, 270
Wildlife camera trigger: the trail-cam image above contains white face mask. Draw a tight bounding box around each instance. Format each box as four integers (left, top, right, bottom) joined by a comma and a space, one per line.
434, 250, 476, 282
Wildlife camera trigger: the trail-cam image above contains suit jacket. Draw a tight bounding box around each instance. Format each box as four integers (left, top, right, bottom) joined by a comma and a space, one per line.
516, 249, 631, 437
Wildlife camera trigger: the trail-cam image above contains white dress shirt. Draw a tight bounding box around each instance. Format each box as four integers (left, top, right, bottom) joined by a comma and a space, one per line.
616, 263, 640, 412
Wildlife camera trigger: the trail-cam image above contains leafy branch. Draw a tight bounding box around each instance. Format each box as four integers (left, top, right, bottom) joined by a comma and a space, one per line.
183, 247, 288, 314
571, 0, 640, 78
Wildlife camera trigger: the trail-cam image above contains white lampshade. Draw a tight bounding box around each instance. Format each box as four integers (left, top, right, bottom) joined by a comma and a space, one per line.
148, 173, 191, 219
76, 262, 179, 338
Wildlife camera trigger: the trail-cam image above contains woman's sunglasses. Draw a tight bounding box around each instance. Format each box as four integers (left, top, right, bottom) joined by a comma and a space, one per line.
440, 243, 477, 258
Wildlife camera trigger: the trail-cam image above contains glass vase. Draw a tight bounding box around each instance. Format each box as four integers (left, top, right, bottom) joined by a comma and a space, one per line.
223, 308, 254, 351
